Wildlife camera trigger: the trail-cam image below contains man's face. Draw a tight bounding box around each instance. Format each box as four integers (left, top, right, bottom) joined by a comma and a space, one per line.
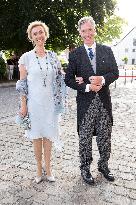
79, 21, 96, 46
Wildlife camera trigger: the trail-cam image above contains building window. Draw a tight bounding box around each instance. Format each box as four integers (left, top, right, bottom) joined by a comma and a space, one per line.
133, 39, 136, 46
125, 48, 128, 52
132, 49, 136, 52
132, 59, 135, 65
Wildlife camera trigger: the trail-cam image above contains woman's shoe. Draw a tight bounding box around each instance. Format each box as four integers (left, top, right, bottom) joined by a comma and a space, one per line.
34, 176, 43, 184
46, 175, 55, 182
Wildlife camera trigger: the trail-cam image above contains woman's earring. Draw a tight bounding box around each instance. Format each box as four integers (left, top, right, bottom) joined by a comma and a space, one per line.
32, 41, 35, 47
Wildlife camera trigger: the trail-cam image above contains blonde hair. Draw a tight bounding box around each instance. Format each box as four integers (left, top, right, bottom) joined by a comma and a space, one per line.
78, 16, 96, 31
27, 20, 49, 41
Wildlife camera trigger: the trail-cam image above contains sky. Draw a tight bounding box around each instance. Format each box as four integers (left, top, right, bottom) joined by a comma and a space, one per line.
116, 0, 136, 35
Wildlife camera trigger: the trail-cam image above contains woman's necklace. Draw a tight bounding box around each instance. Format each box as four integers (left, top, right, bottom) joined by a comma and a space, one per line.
35, 50, 48, 87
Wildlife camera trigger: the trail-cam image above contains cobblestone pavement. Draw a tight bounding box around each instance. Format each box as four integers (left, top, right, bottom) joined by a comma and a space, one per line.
0, 82, 136, 205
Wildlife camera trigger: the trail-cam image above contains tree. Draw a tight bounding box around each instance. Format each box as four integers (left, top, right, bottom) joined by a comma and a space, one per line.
96, 15, 126, 44
0, 0, 122, 52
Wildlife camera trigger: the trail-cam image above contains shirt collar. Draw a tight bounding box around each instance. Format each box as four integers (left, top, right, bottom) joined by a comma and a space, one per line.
84, 42, 96, 53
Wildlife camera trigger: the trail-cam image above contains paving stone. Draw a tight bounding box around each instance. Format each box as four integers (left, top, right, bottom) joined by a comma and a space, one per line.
0, 84, 136, 204
124, 181, 136, 190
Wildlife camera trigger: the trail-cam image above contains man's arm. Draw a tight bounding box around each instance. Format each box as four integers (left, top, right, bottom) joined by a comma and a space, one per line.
65, 52, 103, 93
65, 52, 87, 93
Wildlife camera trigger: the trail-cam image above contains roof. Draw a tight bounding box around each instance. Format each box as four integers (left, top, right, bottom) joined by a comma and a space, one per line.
114, 26, 136, 46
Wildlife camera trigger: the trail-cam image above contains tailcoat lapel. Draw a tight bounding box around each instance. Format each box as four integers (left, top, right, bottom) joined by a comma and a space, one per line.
95, 43, 103, 75
78, 46, 95, 76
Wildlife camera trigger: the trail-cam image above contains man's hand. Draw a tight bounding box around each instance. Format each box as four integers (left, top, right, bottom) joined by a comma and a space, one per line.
89, 84, 102, 92
89, 76, 102, 85
76, 77, 84, 84
89, 76, 103, 92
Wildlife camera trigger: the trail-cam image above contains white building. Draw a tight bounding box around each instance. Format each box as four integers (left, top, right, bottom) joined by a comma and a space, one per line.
112, 27, 136, 66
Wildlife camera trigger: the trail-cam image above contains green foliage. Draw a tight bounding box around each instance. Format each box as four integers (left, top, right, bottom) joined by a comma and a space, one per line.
3, 50, 14, 59
122, 56, 128, 64
0, 0, 124, 52
96, 15, 127, 44
0, 57, 7, 80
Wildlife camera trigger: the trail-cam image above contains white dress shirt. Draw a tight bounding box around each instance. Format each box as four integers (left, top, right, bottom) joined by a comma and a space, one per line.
84, 43, 105, 92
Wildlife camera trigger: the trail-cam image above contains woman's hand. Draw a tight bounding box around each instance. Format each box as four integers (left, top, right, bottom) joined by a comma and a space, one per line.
76, 77, 84, 84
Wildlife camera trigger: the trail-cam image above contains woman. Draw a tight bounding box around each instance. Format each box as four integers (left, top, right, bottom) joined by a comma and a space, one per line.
16, 21, 65, 183
7, 55, 15, 80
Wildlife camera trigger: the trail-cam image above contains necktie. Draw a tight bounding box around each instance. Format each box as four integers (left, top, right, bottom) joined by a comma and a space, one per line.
88, 48, 94, 60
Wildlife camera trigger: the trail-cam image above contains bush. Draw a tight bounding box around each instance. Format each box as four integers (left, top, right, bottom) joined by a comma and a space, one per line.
62, 63, 68, 72
0, 57, 7, 80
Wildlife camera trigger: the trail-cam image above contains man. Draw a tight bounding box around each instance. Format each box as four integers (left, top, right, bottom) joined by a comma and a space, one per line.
65, 16, 119, 185
12, 54, 19, 80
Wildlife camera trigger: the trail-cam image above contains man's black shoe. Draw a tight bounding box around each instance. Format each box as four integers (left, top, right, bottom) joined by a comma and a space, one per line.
98, 167, 115, 181
81, 170, 94, 185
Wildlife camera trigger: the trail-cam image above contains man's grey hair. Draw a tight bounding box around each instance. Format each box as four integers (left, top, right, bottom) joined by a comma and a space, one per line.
78, 16, 96, 31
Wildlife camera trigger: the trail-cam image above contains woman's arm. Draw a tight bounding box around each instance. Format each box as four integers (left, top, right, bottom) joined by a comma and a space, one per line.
19, 65, 28, 117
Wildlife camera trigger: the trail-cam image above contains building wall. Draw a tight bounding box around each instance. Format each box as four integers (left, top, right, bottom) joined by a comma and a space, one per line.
112, 27, 136, 66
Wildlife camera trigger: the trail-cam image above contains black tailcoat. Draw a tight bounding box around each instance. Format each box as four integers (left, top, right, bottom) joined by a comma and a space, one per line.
65, 43, 119, 131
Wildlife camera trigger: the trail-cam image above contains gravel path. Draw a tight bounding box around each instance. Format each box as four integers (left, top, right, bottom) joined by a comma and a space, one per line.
0, 80, 136, 205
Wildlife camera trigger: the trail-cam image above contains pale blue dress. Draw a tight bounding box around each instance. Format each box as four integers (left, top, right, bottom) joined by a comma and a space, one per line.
18, 49, 63, 151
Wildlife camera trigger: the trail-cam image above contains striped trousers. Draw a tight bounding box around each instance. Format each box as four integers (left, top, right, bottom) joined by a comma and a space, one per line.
79, 94, 112, 172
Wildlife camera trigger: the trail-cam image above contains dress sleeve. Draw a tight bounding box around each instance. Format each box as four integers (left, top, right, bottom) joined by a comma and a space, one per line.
18, 53, 28, 70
